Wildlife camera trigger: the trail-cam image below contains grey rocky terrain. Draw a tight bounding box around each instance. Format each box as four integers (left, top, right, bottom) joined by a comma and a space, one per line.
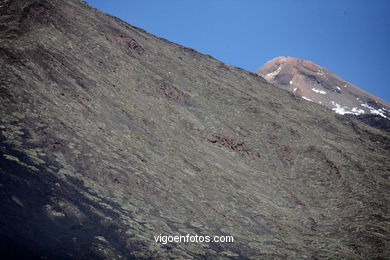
0, 0, 389, 259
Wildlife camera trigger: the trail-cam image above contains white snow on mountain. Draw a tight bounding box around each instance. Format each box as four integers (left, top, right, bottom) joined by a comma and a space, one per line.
361, 104, 388, 118
331, 101, 350, 115
265, 65, 282, 80
312, 88, 326, 94
351, 107, 365, 115
331, 101, 365, 115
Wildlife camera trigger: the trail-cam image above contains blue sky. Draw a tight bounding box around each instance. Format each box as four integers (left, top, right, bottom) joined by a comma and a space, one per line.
85, 0, 390, 102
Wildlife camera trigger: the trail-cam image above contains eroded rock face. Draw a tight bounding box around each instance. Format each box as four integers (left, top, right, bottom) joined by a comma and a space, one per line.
0, 0, 390, 259
256, 57, 390, 131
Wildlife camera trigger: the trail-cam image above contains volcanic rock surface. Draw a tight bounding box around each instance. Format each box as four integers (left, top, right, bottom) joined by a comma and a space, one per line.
0, 0, 389, 259
256, 57, 390, 131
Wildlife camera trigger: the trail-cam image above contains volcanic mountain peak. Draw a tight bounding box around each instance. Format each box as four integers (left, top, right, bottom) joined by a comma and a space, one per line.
256, 56, 390, 130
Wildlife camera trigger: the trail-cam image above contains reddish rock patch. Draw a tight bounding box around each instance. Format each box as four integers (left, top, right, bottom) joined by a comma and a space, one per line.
156, 83, 190, 105
117, 35, 145, 56
206, 133, 260, 160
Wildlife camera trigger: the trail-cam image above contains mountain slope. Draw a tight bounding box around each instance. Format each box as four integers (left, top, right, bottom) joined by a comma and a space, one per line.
1, 0, 389, 259
255, 57, 390, 131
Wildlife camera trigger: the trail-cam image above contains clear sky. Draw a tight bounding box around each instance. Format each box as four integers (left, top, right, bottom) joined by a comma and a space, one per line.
85, 0, 390, 102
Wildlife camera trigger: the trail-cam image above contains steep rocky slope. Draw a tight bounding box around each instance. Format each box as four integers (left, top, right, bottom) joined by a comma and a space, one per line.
0, 0, 389, 259
256, 57, 390, 131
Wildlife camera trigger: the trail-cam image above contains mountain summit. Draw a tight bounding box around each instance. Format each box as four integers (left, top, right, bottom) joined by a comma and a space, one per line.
0, 0, 390, 259
256, 57, 390, 130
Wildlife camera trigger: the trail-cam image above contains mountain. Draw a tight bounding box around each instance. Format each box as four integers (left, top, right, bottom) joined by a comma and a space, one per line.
1, 0, 390, 259
256, 57, 390, 131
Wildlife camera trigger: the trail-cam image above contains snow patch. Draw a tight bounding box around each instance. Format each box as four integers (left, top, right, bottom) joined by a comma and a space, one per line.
361, 104, 388, 118
265, 65, 282, 79
289, 80, 293, 85
331, 101, 350, 115
351, 107, 365, 115
302, 96, 312, 101
330, 101, 364, 115
293, 88, 297, 92
312, 88, 327, 94
336, 86, 341, 91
